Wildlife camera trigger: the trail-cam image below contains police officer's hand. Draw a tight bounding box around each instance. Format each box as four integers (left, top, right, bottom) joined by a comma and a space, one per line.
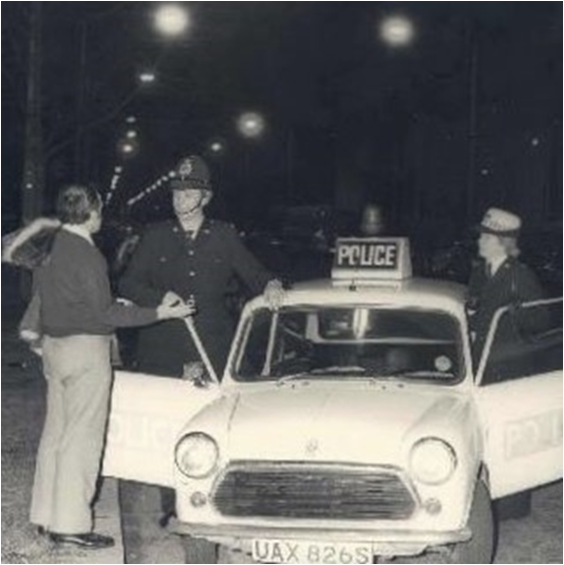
157, 301, 196, 320
264, 279, 285, 310
162, 291, 185, 307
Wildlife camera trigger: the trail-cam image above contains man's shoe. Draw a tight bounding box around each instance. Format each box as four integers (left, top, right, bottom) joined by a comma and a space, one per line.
49, 532, 115, 549
37, 526, 48, 536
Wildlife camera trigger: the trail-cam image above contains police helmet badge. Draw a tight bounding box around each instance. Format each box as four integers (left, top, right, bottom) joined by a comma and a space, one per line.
170, 155, 212, 191
178, 157, 194, 179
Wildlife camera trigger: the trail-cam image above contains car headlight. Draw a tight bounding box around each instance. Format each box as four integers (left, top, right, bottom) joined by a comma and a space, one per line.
175, 432, 219, 479
409, 438, 457, 485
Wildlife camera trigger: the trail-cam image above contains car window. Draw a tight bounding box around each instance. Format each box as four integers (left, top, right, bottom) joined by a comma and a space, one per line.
481, 299, 563, 386
235, 306, 462, 384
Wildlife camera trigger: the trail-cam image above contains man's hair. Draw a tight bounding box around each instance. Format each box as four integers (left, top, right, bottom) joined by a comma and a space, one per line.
56, 184, 101, 224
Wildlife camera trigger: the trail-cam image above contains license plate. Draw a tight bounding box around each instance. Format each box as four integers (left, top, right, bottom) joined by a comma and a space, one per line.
252, 539, 372, 564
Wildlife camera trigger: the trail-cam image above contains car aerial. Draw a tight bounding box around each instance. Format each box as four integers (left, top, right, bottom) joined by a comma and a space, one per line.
103, 237, 563, 564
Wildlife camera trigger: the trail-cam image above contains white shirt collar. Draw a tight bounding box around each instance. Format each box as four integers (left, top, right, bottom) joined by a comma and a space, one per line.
488, 255, 506, 276
62, 223, 94, 245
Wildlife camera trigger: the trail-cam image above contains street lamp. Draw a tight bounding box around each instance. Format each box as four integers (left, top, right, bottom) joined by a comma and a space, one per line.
138, 71, 156, 84
379, 15, 415, 48
118, 138, 138, 157
236, 112, 266, 139
209, 140, 225, 154
153, 4, 190, 38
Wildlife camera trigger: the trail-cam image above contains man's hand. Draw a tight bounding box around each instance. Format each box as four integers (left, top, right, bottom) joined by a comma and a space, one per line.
32, 217, 62, 231
157, 301, 196, 320
161, 291, 185, 307
264, 279, 285, 310
182, 361, 209, 387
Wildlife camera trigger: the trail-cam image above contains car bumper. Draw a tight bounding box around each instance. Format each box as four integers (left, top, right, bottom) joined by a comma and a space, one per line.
170, 519, 471, 557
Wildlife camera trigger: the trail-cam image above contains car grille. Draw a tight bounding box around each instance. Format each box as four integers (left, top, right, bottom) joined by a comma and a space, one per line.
212, 462, 416, 520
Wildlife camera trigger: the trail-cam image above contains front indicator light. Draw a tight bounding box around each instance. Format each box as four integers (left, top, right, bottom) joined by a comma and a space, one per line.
190, 492, 208, 507
423, 498, 442, 515
410, 438, 457, 485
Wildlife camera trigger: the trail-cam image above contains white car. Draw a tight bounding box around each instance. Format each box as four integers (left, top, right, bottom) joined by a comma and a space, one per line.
103, 238, 562, 564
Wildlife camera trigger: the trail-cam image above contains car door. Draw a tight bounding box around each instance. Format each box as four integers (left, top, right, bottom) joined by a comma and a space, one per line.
102, 371, 220, 487
475, 298, 563, 499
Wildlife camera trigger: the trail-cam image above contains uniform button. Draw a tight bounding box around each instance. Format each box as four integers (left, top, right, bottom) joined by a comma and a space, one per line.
189, 271, 196, 277
173, 227, 179, 233
188, 250, 195, 256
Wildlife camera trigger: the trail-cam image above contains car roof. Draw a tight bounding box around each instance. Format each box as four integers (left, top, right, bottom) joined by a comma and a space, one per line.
249, 277, 467, 316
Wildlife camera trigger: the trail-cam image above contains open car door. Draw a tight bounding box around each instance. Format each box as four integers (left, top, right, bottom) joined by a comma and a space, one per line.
475, 298, 563, 499
102, 371, 220, 487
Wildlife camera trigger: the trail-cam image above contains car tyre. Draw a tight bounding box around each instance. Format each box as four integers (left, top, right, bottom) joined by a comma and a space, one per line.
182, 536, 218, 564
446, 480, 495, 564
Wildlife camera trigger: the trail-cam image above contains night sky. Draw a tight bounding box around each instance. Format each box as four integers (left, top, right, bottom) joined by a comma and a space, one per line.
2, 2, 562, 240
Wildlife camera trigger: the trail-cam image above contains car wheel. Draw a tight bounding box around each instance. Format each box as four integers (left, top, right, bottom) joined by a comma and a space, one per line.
446, 480, 495, 564
494, 491, 532, 520
182, 536, 218, 564
399, 480, 495, 564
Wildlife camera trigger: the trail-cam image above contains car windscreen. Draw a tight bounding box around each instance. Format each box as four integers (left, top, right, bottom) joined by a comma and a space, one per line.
233, 305, 463, 384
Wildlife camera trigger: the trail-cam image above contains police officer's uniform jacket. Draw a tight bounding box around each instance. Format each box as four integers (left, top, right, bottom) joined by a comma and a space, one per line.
467, 256, 545, 364
119, 218, 274, 377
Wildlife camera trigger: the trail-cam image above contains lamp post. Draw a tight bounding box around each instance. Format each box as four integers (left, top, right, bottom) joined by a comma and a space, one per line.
236, 111, 266, 186
377, 15, 416, 222
21, 2, 44, 224
465, 23, 480, 224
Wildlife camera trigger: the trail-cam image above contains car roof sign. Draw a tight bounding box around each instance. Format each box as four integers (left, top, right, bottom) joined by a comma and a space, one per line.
332, 237, 412, 284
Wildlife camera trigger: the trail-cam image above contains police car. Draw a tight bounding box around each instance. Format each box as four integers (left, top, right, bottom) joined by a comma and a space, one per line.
103, 238, 563, 564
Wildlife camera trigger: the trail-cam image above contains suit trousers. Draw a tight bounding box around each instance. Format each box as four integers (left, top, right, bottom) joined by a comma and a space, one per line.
30, 334, 112, 534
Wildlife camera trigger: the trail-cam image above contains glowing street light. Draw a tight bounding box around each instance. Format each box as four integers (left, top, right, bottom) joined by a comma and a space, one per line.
153, 4, 190, 38
118, 137, 139, 157
209, 140, 224, 153
379, 15, 415, 47
139, 71, 156, 84
236, 112, 266, 139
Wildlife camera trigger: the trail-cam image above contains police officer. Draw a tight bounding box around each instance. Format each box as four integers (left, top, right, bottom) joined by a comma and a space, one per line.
467, 207, 545, 363
118, 156, 284, 563
119, 154, 284, 378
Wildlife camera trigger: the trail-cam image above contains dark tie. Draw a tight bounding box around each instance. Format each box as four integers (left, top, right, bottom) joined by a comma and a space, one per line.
486, 263, 493, 278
